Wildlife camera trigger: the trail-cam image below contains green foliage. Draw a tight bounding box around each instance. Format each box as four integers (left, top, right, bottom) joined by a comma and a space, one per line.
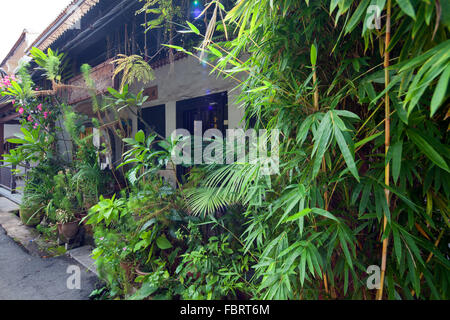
177, 0, 449, 300
55, 209, 76, 224
30, 47, 65, 82
119, 130, 176, 185
175, 221, 255, 300
85, 194, 128, 226
111, 54, 155, 91
137, 0, 182, 32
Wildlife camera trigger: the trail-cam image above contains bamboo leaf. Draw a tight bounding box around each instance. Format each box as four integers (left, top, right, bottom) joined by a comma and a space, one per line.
312, 208, 340, 222
333, 117, 360, 181
283, 208, 312, 223
345, 0, 370, 34
391, 140, 403, 184
310, 44, 317, 66
395, 0, 416, 20
407, 130, 450, 172
430, 64, 450, 117
186, 21, 200, 35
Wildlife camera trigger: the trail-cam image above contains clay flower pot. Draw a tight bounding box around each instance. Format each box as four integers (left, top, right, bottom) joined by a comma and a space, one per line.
57, 220, 80, 240
120, 261, 135, 281
135, 264, 152, 276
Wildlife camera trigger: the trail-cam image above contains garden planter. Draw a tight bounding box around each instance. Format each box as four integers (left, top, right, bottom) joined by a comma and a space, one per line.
57, 220, 80, 240
135, 264, 152, 276
19, 207, 44, 227
120, 261, 135, 281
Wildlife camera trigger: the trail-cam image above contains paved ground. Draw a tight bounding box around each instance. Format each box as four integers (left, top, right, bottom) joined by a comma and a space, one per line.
0, 225, 98, 300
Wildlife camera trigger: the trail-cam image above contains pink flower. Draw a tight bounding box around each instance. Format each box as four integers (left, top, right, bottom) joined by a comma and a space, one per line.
27, 115, 32, 122
37, 104, 43, 111
33, 123, 39, 129
18, 107, 24, 115
43, 111, 48, 119
12, 100, 15, 105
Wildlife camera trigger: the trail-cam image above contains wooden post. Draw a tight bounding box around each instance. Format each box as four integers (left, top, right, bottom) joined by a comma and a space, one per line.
11, 163, 16, 194
0, 122, 4, 158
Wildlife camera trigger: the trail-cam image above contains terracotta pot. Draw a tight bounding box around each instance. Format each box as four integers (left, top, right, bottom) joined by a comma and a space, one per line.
120, 261, 135, 281
135, 264, 152, 276
57, 220, 80, 240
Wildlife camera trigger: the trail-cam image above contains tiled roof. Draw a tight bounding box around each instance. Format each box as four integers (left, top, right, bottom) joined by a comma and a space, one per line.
26, 0, 101, 52
0, 30, 27, 68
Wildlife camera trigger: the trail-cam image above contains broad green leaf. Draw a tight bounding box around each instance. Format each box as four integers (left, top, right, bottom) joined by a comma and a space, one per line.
135, 130, 145, 143
129, 282, 158, 300
156, 236, 173, 250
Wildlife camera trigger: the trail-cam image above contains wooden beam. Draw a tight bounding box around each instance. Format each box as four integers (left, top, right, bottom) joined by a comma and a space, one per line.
0, 102, 13, 113
0, 113, 19, 124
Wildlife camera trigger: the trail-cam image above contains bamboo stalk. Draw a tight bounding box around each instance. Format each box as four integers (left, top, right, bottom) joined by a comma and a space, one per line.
377, 0, 391, 300
313, 68, 319, 111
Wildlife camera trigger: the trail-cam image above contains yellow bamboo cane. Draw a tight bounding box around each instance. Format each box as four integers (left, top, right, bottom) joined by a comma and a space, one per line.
377, 0, 391, 300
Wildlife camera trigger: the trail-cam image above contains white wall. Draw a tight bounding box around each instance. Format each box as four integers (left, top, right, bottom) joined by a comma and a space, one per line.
130, 55, 245, 138
4, 124, 21, 141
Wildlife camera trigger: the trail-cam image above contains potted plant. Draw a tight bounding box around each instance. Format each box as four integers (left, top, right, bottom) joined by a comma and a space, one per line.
119, 246, 135, 281
19, 202, 45, 227
19, 192, 45, 227
19, 180, 52, 227
56, 209, 79, 240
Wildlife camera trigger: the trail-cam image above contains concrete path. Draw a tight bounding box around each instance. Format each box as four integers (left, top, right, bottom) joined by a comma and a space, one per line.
0, 197, 98, 300
0, 225, 98, 299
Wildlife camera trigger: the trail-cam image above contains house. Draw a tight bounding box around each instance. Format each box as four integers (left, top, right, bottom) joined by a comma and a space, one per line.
21, 0, 243, 184
0, 0, 243, 200
0, 29, 39, 200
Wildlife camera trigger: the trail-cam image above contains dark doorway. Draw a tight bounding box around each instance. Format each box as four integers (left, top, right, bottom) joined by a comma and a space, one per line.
176, 91, 228, 182
138, 104, 166, 138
